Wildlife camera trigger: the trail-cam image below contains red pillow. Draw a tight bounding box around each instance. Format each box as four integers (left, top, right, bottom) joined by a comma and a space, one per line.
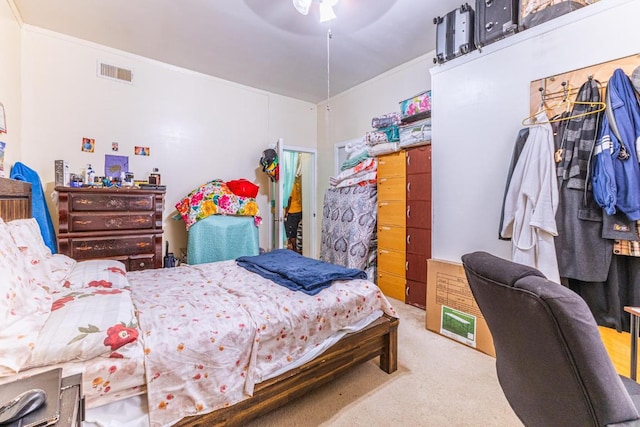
226, 179, 259, 198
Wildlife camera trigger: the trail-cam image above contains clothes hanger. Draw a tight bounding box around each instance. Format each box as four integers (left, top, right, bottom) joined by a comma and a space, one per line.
521, 79, 606, 126
521, 87, 551, 126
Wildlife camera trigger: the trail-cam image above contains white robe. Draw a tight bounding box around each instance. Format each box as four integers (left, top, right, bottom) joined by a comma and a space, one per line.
501, 112, 560, 283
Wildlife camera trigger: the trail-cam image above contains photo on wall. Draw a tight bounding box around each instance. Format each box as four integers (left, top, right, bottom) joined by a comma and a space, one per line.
82, 137, 95, 153
135, 146, 150, 156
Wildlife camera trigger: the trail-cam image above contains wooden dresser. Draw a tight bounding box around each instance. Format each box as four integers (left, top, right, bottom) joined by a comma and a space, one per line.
377, 151, 407, 302
56, 186, 165, 271
405, 145, 431, 309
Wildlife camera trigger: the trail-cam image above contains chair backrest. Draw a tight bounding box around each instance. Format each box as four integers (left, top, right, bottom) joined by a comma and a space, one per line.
461, 251, 639, 427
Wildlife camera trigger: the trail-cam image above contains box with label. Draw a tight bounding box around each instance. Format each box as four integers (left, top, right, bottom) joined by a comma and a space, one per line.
55, 160, 70, 186
426, 258, 495, 357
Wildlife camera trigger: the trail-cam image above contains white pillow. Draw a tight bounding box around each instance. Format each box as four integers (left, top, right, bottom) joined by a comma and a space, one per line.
6, 218, 76, 292
0, 218, 52, 373
6, 218, 51, 260
63, 259, 129, 290
25, 288, 140, 367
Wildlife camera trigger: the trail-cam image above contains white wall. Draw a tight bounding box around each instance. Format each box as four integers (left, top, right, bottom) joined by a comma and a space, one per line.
316, 55, 433, 251
19, 26, 317, 252
316, 0, 638, 265
430, 0, 639, 263
0, 1, 22, 174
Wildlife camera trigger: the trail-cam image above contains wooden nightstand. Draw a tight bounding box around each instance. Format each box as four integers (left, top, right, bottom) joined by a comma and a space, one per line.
0, 370, 83, 427
59, 374, 84, 427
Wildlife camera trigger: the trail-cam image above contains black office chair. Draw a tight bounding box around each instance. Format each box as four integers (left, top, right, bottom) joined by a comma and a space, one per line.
461, 251, 640, 427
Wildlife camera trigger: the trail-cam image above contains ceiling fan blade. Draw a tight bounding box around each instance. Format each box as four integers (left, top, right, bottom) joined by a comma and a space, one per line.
292, 0, 311, 15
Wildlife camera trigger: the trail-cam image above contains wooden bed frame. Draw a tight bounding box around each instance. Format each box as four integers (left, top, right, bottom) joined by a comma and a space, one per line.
0, 176, 399, 427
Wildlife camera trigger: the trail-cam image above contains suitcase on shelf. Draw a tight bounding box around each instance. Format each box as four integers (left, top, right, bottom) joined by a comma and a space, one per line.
475, 0, 519, 49
434, 3, 476, 65
520, 0, 590, 30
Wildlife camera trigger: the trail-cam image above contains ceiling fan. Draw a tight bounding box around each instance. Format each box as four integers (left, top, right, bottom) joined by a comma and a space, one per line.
292, 0, 338, 22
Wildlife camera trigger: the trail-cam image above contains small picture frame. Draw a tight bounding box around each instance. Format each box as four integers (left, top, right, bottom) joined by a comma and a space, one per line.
82, 137, 95, 153
135, 146, 150, 156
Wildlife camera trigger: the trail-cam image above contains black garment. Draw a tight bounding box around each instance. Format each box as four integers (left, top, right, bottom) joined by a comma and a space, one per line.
285, 212, 302, 239
554, 78, 610, 282
569, 255, 640, 332
499, 128, 529, 240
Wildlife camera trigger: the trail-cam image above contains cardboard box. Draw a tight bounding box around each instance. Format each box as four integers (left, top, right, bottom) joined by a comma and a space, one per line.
426, 258, 495, 357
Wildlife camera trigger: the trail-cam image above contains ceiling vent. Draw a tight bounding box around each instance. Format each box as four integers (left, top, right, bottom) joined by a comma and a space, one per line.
97, 61, 133, 84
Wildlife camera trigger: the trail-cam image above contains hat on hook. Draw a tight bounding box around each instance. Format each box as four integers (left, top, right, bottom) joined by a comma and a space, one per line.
260, 148, 279, 182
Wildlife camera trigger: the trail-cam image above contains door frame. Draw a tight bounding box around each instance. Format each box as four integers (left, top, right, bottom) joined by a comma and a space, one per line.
268, 140, 318, 259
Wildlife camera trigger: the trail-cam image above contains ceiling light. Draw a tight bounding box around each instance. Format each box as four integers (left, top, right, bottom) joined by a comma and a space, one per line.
292, 0, 311, 15
319, 1, 337, 23
293, 0, 338, 22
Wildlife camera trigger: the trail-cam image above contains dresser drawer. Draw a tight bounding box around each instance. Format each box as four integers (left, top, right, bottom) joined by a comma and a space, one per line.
128, 255, 156, 271
377, 271, 405, 302
406, 145, 431, 174
377, 152, 406, 177
406, 200, 431, 229
378, 200, 406, 227
67, 212, 155, 232
378, 248, 406, 276
407, 227, 431, 256
378, 225, 405, 252
378, 176, 406, 201
68, 192, 155, 212
406, 172, 431, 202
61, 234, 157, 261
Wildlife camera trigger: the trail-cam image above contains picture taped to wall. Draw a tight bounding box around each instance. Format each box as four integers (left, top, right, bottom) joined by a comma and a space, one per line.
82, 137, 95, 153
105, 154, 129, 178
135, 146, 150, 156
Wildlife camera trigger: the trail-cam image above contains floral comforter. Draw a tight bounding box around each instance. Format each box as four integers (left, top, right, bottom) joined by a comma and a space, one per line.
175, 179, 261, 230
127, 260, 396, 427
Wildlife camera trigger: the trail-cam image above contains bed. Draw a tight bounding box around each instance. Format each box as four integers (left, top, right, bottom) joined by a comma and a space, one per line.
0, 176, 399, 426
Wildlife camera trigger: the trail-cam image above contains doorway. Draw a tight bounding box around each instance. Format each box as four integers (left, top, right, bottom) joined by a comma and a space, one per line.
268, 140, 317, 258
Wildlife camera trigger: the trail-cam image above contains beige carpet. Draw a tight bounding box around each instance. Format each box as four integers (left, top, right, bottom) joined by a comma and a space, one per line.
245, 298, 522, 426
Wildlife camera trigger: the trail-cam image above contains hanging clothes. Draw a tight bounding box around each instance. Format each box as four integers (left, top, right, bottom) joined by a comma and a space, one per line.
498, 127, 529, 240
592, 68, 640, 220
553, 77, 612, 282
501, 111, 560, 283
10, 162, 58, 254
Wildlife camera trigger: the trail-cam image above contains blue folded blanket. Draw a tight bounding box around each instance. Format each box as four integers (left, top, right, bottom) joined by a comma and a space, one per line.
236, 249, 367, 295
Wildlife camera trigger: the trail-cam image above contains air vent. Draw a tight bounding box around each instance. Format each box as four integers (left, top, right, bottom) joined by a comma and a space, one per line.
97, 62, 133, 84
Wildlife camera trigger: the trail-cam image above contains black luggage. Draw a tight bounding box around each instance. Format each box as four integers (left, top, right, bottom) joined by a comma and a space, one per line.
434, 3, 475, 64
520, 0, 589, 30
475, 0, 519, 49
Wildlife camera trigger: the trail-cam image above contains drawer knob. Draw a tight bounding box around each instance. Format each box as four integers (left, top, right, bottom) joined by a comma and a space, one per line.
139, 262, 145, 268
